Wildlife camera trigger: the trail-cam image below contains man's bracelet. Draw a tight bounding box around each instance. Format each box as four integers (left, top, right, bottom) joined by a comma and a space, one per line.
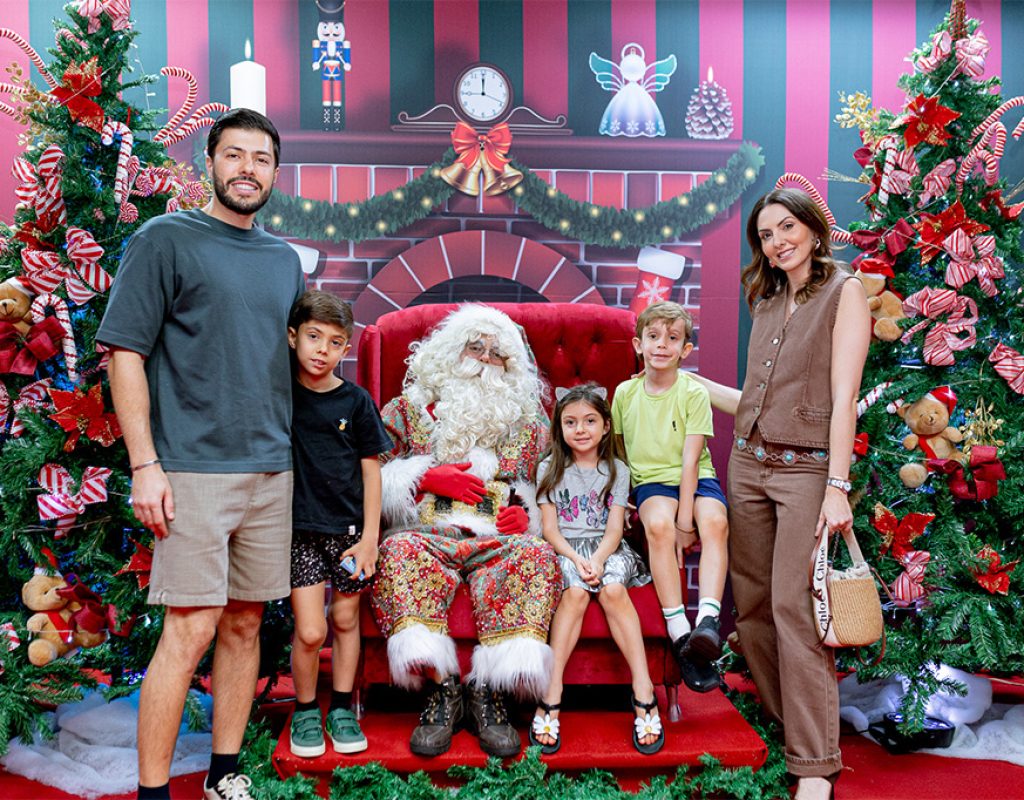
131, 458, 161, 473
675, 525, 696, 534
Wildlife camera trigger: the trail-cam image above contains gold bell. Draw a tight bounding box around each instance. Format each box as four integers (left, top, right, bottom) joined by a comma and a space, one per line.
439, 157, 482, 196
484, 163, 524, 197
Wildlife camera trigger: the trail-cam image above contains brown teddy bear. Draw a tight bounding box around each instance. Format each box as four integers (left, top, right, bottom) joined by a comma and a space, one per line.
0, 277, 33, 334
897, 386, 965, 488
855, 269, 905, 342
21, 571, 107, 666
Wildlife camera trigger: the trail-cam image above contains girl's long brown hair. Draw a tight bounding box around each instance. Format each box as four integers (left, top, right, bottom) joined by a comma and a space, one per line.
741, 187, 842, 310
537, 383, 623, 505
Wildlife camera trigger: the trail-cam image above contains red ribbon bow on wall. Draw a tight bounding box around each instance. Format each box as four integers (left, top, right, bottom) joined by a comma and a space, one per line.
12, 146, 66, 233
37, 463, 112, 538
441, 122, 523, 197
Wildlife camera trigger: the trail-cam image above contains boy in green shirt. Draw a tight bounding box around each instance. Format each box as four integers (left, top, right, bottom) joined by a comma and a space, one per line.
612, 302, 729, 693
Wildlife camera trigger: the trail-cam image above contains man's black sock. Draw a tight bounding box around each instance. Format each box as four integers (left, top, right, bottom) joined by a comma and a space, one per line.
137, 782, 170, 800
205, 752, 239, 789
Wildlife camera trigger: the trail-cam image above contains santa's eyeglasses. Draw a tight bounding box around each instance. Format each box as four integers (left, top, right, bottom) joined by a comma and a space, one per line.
464, 341, 508, 362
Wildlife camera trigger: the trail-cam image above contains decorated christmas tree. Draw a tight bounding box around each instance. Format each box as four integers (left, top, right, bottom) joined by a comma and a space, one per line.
0, 2, 227, 748
837, 0, 1023, 727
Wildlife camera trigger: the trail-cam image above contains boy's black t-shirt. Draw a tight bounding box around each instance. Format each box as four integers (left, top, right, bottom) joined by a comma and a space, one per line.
292, 380, 392, 534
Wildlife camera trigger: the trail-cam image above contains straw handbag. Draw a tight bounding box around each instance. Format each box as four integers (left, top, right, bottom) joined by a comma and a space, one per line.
809, 522, 884, 648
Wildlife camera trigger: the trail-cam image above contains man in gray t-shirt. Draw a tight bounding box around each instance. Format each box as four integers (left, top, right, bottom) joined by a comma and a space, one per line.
98, 109, 304, 800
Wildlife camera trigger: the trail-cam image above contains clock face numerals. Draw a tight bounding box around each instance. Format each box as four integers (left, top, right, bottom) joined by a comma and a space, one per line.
455, 65, 511, 123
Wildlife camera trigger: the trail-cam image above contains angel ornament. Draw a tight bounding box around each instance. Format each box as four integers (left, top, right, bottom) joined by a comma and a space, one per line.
589, 44, 677, 137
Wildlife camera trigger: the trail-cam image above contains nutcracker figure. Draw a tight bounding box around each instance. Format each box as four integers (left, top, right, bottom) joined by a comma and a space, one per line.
312, 0, 350, 128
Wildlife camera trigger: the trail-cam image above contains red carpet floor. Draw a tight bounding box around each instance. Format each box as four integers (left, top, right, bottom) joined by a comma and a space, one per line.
3, 676, 1023, 799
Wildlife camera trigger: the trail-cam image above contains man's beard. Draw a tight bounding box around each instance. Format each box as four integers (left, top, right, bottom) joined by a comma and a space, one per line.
212, 174, 273, 215
431, 358, 527, 463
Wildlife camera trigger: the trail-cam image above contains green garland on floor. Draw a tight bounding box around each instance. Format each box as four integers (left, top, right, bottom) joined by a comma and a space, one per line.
257, 143, 764, 249
238, 685, 789, 800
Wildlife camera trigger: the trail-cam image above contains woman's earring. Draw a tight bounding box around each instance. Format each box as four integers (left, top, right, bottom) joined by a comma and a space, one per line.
815, 238, 821, 249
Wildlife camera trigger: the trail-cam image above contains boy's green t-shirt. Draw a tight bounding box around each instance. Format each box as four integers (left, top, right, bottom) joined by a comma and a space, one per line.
611, 373, 717, 486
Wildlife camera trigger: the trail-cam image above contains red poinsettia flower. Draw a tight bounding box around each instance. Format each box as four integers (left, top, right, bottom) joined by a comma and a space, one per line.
872, 502, 935, 559
971, 545, 1018, 595
897, 94, 961, 150
48, 383, 122, 452
913, 200, 989, 264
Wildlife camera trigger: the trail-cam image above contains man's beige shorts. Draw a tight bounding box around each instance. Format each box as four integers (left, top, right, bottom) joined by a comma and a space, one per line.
147, 471, 293, 607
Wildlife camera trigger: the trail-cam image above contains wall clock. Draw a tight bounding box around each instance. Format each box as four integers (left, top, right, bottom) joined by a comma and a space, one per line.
453, 63, 512, 124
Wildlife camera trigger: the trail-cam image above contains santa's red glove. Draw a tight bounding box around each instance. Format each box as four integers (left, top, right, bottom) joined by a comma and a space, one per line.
496, 505, 530, 534
419, 463, 486, 504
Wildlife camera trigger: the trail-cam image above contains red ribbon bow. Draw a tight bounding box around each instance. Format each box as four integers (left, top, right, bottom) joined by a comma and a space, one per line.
971, 545, 1018, 595
37, 463, 112, 538
0, 377, 52, 437
50, 58, 105, 133
989, 343, 1024, 395
901, 287, 978, 366
451, 121, 514, 171
851, 218, 915, 277
919, 159, 957, 207
65, 227, 112, 303
48, 384, 123, 452
979, 189, 1024, 221
892, 550, 931, 606
954, 30, 989, 78
917, 30, 952, 73
12, 146, 66, 233
56, 577, 133, 637
928, 445, 1006, 501
0, 316, 66, 375
77, 0, 132, 34
945, 234, 1004, 297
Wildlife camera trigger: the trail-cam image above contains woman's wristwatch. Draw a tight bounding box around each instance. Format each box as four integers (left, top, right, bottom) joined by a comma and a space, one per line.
826, 476, 852, 494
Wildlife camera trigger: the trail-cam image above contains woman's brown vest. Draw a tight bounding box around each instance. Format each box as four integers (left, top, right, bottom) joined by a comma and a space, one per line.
734, 269, 852, 450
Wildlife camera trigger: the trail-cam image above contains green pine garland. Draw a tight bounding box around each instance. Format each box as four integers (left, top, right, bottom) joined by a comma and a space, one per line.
237, 685, 789, 800
258, 144, 764, 248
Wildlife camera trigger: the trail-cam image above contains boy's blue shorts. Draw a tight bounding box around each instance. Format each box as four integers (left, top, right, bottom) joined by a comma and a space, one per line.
632, 477, 728, 510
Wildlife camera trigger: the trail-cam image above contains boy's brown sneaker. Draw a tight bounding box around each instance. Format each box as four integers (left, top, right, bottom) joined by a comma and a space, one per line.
410, 675, 463, 756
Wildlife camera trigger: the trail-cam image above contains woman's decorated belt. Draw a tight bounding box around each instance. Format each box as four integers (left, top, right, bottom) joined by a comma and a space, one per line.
734, 437, 828, 464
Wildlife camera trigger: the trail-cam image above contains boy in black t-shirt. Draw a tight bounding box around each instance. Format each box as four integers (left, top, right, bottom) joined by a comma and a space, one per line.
285, 290, 392, 758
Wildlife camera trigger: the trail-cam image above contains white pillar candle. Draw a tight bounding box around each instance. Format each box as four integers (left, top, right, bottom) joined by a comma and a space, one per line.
230, 39, 266, 115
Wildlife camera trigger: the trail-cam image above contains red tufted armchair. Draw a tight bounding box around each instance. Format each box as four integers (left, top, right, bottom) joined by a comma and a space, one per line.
356, 302, 683, 716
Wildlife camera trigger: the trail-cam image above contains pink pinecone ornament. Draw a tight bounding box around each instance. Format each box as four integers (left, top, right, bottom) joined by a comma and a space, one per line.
685, 67, 734, 140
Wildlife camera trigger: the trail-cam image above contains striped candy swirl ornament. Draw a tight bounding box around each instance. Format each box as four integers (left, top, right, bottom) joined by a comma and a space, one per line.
36, 463, 112, 538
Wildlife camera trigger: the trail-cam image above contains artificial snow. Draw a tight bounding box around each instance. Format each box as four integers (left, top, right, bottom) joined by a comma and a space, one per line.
839, 666, 1024, 765
0, 688, 212, 798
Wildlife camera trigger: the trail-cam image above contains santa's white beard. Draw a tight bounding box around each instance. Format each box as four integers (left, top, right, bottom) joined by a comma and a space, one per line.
432, 358, 527, 463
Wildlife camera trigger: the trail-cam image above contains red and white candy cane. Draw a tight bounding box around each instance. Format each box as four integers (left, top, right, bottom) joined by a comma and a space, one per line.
101, 120, 134, 205
157, 113, 225, 147
0, 28, 58, 89
957, 122, 1006, 193
155, 66, 199, 143
970, 96, 1024, 144
30, 294, 77, 382
774, 173, 854, 244
857, 381, 895, 418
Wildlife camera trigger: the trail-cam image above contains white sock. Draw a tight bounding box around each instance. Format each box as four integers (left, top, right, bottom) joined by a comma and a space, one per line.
662, 605, 691, 641
696, 598, 721, 626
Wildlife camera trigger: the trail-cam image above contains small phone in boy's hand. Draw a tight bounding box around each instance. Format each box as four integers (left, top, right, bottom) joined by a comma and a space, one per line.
340, 555, 365, 580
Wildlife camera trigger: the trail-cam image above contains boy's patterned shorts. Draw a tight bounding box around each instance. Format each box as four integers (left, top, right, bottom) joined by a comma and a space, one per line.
290, 527, 373, 593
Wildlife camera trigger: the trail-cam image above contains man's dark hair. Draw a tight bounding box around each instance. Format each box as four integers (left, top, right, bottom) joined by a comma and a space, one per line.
206, 108, 281, 166
288, 289, 354, 338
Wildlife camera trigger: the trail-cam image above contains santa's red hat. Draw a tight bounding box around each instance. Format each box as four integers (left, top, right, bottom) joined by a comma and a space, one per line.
925, 385, 957, 415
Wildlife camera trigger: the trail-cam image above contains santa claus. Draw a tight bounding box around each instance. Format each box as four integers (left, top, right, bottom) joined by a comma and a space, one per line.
371, 305, 561, 758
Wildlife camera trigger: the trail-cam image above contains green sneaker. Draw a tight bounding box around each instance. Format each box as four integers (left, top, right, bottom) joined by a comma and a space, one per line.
289, 707, 326, 758
326, 707, 368, 754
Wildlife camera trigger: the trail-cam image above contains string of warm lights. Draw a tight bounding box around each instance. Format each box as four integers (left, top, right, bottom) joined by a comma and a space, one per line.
258, 142, 765, 248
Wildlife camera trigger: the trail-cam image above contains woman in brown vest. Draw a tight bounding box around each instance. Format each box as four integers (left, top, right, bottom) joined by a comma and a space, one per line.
695, 188, 869, 800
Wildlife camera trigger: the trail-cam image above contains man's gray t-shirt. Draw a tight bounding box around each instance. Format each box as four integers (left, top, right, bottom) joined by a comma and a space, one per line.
97, 208, 305, 473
